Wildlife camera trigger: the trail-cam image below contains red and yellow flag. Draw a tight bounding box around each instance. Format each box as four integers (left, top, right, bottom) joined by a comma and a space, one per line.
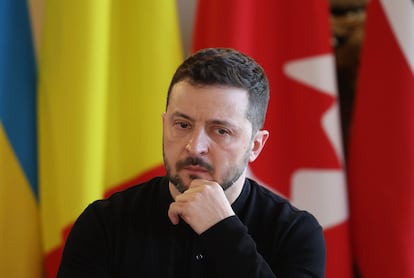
37, 1, 182, 276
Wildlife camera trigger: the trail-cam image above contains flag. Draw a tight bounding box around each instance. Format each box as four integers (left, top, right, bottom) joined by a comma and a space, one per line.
193, 0, 352, 277
347, 0, 414, 277
37, 0, 182, 276
0, 0, 42, 277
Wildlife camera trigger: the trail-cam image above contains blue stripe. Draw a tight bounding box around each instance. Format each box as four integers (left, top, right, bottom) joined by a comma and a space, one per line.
0, 0, 38, 199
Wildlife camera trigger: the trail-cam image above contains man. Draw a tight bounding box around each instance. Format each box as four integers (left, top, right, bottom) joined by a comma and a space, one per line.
58, 48, 326, 277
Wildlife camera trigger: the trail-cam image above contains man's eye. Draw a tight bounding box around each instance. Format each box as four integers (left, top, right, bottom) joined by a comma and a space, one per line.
174, 121, 190, 129
215, 128, 230, 136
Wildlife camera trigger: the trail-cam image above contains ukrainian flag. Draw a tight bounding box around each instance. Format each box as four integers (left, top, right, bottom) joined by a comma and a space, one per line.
0, 0, 43, 277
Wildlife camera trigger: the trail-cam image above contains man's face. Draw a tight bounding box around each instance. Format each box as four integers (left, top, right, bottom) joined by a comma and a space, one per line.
162, 81, 255, 193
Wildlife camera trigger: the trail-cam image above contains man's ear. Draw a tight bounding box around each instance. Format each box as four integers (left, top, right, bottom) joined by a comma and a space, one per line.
249, 130, 270, 162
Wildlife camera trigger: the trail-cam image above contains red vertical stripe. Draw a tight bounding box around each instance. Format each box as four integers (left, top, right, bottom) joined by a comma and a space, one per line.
348, 0, 414, 277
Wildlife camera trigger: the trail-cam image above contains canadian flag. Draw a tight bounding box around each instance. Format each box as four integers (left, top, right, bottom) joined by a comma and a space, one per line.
347, 0, 414, 277
192, 0, 352, 277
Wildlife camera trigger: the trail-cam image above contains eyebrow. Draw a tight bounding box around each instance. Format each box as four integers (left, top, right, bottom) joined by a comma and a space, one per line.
170, 111, 238, 129
171, 111, 193, 121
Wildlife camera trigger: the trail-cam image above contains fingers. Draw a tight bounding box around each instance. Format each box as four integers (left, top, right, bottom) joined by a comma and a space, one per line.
168, 179, 234, 234
168, 199, 195, 225
168, 203, 181, 225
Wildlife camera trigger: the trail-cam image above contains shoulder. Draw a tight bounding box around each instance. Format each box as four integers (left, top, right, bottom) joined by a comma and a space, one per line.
244, 178, 322, 233
83, 176, 169, 219
244, 179, 326, 275
97, 176, 166, 204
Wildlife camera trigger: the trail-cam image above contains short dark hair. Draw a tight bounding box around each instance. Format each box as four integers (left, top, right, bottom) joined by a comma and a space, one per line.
166, 48, 269, 134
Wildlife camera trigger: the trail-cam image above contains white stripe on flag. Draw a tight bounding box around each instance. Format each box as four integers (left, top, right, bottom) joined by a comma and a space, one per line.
381, 0, 414, 74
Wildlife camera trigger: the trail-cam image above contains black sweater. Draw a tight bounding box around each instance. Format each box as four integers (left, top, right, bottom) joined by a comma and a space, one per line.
58, 176, 326, 277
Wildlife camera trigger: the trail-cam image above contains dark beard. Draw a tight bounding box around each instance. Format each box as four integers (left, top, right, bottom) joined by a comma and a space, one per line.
219, 149, 250, 191
165, 156, 214, 193
163, 150, 250, 194
168, 172, 187, 193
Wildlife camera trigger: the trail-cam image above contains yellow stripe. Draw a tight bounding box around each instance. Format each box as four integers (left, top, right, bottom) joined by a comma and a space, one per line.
38, 0, 182, 253
0, 124, 42, 277
103, 0, 182, 187
38, 0, 111, 251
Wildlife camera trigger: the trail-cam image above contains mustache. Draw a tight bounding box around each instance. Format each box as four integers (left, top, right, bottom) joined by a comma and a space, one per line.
176, 156, 214, 172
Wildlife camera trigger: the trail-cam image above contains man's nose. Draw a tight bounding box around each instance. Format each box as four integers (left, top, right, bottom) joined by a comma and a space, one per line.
185, 128, 209, 155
